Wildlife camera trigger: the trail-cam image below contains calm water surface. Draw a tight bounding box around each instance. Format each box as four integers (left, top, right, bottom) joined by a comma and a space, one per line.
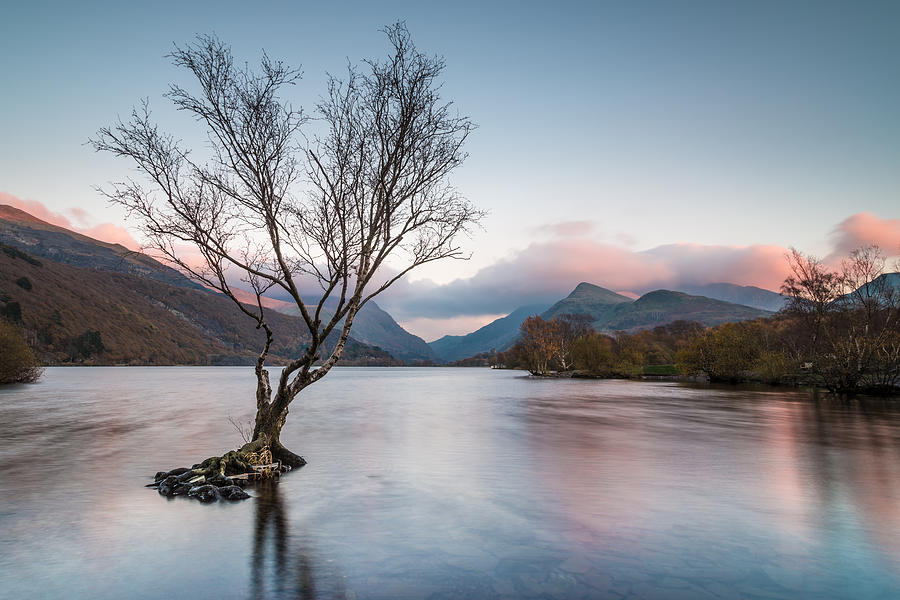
1, 367, 899, 599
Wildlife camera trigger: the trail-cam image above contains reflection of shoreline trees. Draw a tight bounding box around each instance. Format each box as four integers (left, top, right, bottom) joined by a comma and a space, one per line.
793, 396, 900, 568
251, 482, 346, 600
496, 246, 899, 395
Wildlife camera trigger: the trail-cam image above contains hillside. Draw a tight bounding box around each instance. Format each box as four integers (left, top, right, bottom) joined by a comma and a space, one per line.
273, 300, 436, 363
429, 302, 551, 362
0, 204, 402, 366
540, 282, 634, 322
0, 243, 399, 365
597, 289, 772, 332
675, 282, 787, 312
0, 204, 203, 291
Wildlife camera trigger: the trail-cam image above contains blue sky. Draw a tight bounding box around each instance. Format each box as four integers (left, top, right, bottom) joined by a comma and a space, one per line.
2, 1, 899, 339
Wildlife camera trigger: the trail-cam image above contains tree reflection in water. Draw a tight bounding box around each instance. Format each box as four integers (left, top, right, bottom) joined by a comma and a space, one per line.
251, 480, 347, 600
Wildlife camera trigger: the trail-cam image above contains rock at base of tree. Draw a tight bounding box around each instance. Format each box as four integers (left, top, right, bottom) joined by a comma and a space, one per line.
218, 485, 251, 501
188, 484, 221, 503
151, 460, 294, 502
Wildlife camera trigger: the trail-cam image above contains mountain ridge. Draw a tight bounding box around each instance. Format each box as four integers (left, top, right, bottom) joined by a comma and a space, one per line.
429, 302, 552, 362
0, 204, 204, 291
431, 281, 776, 361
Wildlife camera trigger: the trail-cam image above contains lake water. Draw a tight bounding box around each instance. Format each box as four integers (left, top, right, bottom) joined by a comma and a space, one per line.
1, 367, 899, 599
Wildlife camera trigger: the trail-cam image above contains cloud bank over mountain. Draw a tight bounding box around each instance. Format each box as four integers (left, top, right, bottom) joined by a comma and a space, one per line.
376, 213, 900, 331
6, 190, 897, 341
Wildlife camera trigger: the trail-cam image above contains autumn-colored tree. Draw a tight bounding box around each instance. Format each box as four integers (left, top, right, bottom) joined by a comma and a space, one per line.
518, 315, 562, 375
0, 320, 42, 384
571, 332, 614, 375
553, 313, 593, 371
676, 322, 763, 383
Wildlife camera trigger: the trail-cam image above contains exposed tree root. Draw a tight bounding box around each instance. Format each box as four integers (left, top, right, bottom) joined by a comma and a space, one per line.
147, 442, 306, 503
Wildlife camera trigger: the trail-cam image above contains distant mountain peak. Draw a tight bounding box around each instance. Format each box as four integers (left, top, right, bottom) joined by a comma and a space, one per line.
635, 289, 690, 303
569, 281, 629, 300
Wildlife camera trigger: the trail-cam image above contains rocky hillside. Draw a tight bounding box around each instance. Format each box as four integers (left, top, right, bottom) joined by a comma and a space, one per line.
0, 204, 203, 290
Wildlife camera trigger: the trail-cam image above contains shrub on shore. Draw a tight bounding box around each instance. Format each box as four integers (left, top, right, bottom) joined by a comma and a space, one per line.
0, 320, 42, 383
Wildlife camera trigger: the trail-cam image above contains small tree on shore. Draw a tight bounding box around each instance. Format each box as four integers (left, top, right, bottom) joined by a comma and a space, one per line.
0, 320, 42, 384
92, 24, 481, 473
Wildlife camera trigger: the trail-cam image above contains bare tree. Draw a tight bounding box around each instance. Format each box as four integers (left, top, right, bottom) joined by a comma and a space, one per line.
781, 246, 900, 393
91, 24, 481, 475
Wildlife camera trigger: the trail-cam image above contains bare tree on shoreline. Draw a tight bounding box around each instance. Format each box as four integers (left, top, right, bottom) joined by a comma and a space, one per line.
92, 24, 481, 473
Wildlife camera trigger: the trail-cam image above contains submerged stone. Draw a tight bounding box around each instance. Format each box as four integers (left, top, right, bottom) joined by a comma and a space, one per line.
176, 470, 198, 483
207, 473, 227, 486
157, 475, 180, 496
188, 484, 221, 503
219, 485, 251, 500
164, 467, 191, 479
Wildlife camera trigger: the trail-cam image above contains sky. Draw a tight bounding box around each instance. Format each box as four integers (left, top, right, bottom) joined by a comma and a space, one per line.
2, 0, 899, 340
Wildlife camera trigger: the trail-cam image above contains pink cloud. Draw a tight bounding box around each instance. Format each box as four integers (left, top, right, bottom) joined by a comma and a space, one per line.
0, 191, 75, 230
828, 213, 900, 260
0, 191, 140, 251
376, 237, 793, 320
378, 213, 895, 321
68, 206, 92, 227
81, 223, 141, 250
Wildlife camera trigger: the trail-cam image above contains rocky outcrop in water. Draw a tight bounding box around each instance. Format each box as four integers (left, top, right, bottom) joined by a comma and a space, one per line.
146, 465, 286, 502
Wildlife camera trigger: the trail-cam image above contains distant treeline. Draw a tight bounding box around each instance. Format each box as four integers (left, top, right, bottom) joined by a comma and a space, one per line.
494, 246, 900, 396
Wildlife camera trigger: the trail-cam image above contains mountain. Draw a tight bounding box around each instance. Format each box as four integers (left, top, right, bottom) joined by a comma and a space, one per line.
430, 282, 770, 362
0, 206, 399, 366
429, 302, 551, 362
0, 242, 399, 365
0, 205, 203, 291
271, 300, 436, 363
596, 289, 772, 333
540, 282, 634, 322
839, 272, 900, 305
675, 282, 787, 312
349, 302, 436, 362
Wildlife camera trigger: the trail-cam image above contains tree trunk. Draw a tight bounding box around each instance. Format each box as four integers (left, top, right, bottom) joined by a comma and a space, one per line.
247, 392, 307, 468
